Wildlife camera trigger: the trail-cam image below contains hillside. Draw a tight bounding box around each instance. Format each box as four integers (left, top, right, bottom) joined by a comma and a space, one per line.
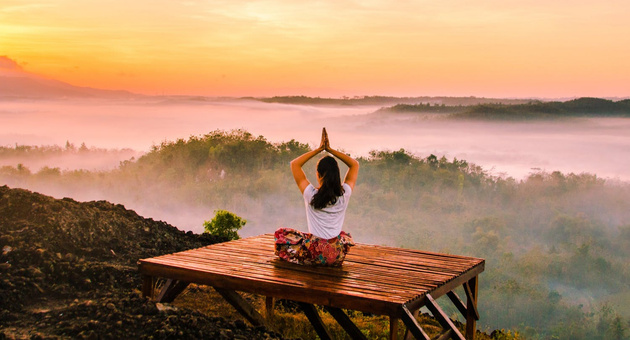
0, 185, 280, 339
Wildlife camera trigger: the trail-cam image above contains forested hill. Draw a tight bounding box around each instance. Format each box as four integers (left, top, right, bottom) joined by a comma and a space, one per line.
1, 130, 630, 339
252, 95, 532, 106
382, 97, 630, 120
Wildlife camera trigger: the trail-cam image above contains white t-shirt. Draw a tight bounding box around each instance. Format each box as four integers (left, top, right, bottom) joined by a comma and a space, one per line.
302, 183, 352, 239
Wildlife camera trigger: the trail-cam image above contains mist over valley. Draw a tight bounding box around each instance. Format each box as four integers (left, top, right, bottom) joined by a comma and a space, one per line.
2, 85, 630, 337
2, 97, 629, 182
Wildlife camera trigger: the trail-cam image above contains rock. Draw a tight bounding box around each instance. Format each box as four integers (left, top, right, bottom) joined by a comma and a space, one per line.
156, 302, 178, 312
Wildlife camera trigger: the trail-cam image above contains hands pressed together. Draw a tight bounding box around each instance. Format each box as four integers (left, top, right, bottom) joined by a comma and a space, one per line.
319, 127, 331, 152
290, 127, 359, 193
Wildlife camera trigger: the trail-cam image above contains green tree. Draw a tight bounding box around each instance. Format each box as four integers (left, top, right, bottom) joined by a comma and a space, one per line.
203, 210, 246, 240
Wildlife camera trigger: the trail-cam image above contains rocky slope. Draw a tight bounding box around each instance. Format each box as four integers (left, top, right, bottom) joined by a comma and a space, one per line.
0, 185, 281, 339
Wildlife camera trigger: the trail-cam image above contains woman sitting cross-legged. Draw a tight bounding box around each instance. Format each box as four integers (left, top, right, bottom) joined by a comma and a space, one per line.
275, 128, 359, 266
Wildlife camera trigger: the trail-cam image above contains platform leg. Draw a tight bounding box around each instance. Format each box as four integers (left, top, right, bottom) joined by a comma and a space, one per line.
265, 296, 275, 321
465, 276, 479, 340
141, 275, 154, 299
389, 316, 399, 340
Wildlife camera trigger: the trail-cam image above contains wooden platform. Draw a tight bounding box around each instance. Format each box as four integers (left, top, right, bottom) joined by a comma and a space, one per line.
138, 234, 484, 340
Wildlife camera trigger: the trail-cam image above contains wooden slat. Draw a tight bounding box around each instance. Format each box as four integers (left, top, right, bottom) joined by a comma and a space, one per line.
147, 253, 441, 300
156, 256, 439, 301
145, 244, 479, 299
139, 261, 403, 315
143, 257, 422, 302
144, 242, 482, 276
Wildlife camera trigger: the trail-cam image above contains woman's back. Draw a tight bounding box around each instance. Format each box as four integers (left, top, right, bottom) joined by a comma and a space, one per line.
303, 182, 352, 239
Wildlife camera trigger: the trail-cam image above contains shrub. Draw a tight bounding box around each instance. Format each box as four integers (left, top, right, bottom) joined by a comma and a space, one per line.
203, 210, 246, 240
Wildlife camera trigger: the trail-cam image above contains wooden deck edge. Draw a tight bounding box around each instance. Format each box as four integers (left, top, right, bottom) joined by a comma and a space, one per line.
138, 261, 402, 316
402, 260, 484, 314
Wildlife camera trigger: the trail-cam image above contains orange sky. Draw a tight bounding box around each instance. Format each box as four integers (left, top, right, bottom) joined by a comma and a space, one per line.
1, 0, 629, 98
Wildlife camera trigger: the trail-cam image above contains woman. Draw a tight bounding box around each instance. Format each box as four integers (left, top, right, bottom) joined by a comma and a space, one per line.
275, 128, 359, 266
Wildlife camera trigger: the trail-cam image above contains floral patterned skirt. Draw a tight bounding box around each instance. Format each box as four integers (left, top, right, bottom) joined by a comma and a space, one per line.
274, 227, 355, 266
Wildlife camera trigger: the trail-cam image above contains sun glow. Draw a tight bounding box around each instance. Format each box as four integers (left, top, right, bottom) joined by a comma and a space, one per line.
1, 0, 629, 97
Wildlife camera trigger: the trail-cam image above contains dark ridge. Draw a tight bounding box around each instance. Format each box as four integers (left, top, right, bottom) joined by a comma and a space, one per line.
381, 97, 630, 120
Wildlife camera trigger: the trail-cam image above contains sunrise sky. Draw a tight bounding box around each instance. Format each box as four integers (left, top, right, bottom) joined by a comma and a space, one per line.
1, 0, 629, 98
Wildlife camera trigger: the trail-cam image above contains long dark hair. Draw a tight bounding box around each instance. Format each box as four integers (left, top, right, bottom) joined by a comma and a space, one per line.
311, 156, 344, 209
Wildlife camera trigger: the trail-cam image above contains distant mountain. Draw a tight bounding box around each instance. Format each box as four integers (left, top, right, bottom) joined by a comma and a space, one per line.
0, 56, 138, 100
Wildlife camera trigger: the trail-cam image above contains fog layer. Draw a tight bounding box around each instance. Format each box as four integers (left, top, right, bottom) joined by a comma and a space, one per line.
1, 98, 629, 180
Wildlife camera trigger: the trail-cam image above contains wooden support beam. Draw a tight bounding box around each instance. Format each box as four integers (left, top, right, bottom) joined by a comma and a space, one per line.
425, 294, 465, 340
155, 279, 190, 303
214, 287, 266, 328
400, 304, 431, 340
324, 306, 367, 340
465, 276, 479, 340
435, 329, 454, 340
446, 291, 468, 319
155, 278, 173, 302
141, 275, 154, 299
298, 302, 332, 340
265, 296, 275, 321
404, 309, 420, 340
463, 282, 479, 321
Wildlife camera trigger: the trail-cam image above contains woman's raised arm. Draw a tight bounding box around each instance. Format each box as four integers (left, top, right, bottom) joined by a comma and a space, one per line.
290, 132, 326, 194
324, 130, 359, 191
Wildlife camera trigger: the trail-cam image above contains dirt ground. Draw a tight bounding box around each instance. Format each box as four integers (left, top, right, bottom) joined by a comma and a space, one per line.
0, 185, 282, 339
